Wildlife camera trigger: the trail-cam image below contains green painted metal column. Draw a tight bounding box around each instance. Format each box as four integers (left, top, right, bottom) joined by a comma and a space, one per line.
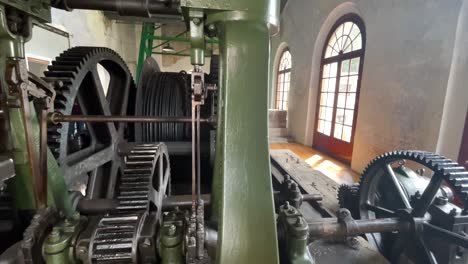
205, 0, 280, 262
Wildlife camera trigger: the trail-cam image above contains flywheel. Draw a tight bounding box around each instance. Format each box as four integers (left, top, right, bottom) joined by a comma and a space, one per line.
45, 47, 135, 199
358, 150, 468, 264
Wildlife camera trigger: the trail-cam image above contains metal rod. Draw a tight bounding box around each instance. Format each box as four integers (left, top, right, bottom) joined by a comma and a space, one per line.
308, 218, 411, 239
152, 30, 188, 50
39, 108, 48, 208
18, 90, 46, 209
197, 105, 201, 198
149, 35, 219, 44
191, 102, 196, 211
162, 194, 211, 210
152, 52, 213, 57
48, 113, 215, 124
386, 164, 412, 209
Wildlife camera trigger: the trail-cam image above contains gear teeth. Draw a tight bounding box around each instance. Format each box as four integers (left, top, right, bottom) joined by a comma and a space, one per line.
358, 150, 468, 214
43, 46, 135, 165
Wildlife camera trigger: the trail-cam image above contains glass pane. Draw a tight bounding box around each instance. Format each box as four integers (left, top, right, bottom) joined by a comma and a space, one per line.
283, 81, 290, 92
325, 107, 333, 121
346, 93, 356, 109
326, 93, 335, 107
339, 77, 349, 92
341, 60, 350, 75
317, 120, 324, 133
325, 46, 333, 58
344, 109, 354, 126
324, 121, 332, 136
353, 34, 362, 51
343, 22, 353, 36
319, 106, 326, 119
342, 126, 352, 142
350, 58, 360, 75
335, 108, 345, 124
344, 39, 353, 53
334, 124, 343, 139
328, 33, 338, 49
331, 44, 339, 57
323, 64, 330, 78
348, 76, 358, 92
328, 78, 336, 92
349, 25, 360, 41
280, 50, 292, 70
329, 63, 337, 78
320, 93, 327, 106
285, 72, 291, 83
321, 78, 328, 92
337, 93, 346, 108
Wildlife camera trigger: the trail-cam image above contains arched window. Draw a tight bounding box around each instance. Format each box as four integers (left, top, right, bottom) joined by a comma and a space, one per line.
276, 49, 292, 110
314, 15, 365, 163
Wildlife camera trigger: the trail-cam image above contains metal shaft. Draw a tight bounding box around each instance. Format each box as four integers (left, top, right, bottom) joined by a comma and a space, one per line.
308, 218, 410, 239
48, 113, 214, 124
52, 0, 180, 16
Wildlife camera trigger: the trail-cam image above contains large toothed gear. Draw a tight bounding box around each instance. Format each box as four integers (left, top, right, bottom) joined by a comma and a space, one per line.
44, 47, 135, 196
357, 150, 468, 263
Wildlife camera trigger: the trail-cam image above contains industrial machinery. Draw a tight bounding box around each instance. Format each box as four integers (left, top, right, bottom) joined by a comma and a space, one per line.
0, 0, 467, 263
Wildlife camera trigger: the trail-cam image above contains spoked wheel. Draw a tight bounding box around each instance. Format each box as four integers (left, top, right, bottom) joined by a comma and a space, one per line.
45, 47, 135, 199
358, 151, 468, 264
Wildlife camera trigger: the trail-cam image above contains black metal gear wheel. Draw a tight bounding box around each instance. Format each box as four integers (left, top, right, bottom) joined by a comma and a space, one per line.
358, 150, 468, 264
45, 47, 135, 199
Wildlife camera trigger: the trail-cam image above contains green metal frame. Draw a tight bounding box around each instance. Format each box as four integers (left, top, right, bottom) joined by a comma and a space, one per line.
0, 3, 74, 216
135, 22, 219, 82
179, 0, 281, 263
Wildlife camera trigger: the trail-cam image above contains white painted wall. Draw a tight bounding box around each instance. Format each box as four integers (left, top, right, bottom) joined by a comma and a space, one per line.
271, 0, 464, 172
437, 0, 468, 160
50, 9, 140, 76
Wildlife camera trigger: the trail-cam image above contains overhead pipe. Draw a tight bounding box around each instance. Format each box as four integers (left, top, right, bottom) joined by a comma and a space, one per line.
51, 0, 181, 17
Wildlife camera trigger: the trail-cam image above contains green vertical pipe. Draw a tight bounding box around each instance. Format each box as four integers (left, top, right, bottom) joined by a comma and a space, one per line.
212, 20, 279, 264
135, 23, 155, 84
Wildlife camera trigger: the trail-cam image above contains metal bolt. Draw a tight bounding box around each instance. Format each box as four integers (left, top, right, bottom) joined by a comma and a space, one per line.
290, 182, 299, 191
168, 225, 177, 236
208, 24, 216, 32
347, 237, 359, 249
434, 196, 448, 206
143, 238, 152, 247
192, 18, 201, 25
23, 237, 33, 246
416, 168, 425, 176
338, 209, 351, 219
48, 227, 61, 243
450, 208, 458, 216
77, 247, 87, 254
295, 217, 302, 227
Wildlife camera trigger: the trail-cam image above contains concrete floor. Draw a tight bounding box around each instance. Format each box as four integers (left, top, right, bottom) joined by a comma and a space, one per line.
270, 143, 360, 185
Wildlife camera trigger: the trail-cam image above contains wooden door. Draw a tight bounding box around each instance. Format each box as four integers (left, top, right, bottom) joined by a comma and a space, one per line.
313, 17, 365, 164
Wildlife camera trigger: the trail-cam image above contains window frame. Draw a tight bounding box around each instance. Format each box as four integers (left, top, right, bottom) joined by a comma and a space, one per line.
276, 49, 292, 110
314, 14, 366, 147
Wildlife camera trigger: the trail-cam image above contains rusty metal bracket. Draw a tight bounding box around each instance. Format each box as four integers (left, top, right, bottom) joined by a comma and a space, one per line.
5, 58, 55, 209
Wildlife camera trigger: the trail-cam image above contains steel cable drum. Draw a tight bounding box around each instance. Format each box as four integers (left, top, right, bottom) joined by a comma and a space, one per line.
135, 57, 191, 142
